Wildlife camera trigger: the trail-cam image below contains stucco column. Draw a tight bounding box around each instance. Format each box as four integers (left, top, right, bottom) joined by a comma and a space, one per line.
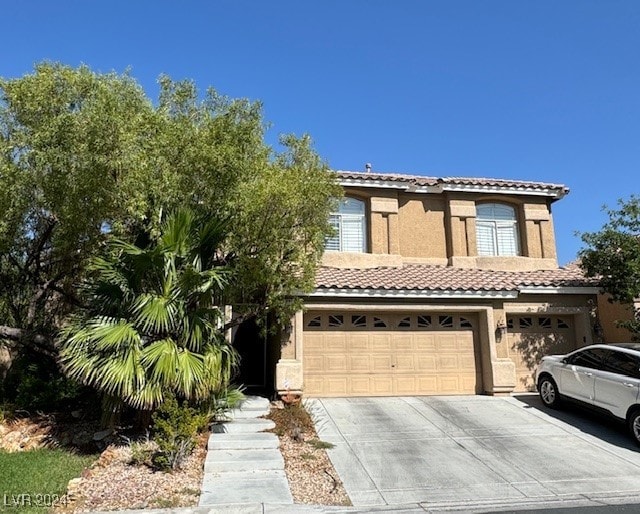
370, 195, 399, 255
446, 200, 476, 258
481, 306, 517, 395
276, 310, 304, 395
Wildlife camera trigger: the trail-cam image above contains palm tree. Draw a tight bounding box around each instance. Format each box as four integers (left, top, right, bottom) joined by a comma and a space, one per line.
59, 209, 239, 413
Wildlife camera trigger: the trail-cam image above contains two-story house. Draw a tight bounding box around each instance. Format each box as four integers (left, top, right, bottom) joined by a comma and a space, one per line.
274, 170, 600, 399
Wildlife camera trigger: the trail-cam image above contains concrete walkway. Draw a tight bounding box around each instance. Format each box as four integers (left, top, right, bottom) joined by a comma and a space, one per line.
198, 396, 293, 507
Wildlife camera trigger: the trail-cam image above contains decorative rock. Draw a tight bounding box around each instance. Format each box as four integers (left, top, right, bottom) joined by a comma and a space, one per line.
92, 428, 113, 441
72, 431, 91, 446
66, 477, 82, 501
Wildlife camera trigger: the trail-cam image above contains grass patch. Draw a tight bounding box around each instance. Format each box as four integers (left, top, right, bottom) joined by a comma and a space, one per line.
0, 448, 97, 514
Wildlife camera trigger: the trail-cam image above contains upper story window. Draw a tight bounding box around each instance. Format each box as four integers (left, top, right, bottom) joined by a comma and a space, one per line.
476, 203, 521, 256
325, 197, 367, 252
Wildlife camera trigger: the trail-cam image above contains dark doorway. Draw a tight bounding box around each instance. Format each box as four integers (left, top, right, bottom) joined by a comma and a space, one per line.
232, 317, 267, 394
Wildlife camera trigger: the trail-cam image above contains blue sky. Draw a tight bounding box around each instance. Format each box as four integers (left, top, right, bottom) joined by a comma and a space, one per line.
3, 1, 639, 264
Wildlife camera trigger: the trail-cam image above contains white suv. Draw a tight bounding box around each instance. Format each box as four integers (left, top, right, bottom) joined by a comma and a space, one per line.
536, 343, 640, 445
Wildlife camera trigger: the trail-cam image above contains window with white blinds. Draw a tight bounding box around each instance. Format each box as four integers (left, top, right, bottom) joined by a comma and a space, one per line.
325, 197, 367, 252
476, 203, 520, 256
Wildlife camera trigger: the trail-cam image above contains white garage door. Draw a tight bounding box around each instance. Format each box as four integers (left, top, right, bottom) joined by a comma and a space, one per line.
303, 312, 482, 397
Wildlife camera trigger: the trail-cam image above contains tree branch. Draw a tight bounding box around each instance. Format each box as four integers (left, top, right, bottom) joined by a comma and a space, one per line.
0, 325, 55, 358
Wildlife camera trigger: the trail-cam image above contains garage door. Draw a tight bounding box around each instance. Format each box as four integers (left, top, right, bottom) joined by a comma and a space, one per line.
506, 314, 577, 392
303, 312, 482, 397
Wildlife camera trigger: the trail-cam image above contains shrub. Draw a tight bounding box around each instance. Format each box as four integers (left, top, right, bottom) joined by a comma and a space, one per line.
151, 395, 206, 471
2, 351, 96, 412
129, 434, 157, 467
199, 386, 245, 423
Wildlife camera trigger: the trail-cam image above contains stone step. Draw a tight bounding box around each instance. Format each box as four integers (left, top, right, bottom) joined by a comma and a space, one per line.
211, 418, 275, 434
208, 432, 279, 450
199, 469, 292, 505
238, 395, 271, 410
204, 448, 284, 473
228, 407, 270, 419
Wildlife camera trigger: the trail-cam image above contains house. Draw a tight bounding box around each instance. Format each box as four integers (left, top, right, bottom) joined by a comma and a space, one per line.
269, 169, 601, 399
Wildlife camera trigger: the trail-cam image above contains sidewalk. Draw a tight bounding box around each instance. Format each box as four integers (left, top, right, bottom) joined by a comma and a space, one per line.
198, 396, 293, 507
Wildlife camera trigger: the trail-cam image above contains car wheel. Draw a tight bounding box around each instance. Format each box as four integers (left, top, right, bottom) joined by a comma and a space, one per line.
539, 376, 560, 408
628, 410, 640, 446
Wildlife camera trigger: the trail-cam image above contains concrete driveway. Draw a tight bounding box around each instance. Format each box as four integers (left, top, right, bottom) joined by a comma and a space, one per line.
306, 395, 640, 511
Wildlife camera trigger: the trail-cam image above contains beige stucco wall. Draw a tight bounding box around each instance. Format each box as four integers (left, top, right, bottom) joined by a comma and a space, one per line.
398, 195, 448, 259
328, 187, 560, 271
598, 294, 635, 343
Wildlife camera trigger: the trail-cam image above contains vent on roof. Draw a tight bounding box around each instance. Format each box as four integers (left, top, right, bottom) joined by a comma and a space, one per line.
365, 163, 371, 173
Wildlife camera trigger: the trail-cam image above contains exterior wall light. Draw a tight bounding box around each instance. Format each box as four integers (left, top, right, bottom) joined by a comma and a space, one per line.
496, 319, 508, 338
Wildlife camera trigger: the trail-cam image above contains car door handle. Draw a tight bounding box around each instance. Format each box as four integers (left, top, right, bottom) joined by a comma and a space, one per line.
623, 382, 636, 388
583, 372, 593, 377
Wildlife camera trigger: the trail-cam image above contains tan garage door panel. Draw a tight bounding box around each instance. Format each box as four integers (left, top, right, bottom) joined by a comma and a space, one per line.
506, 315, 577, 392
303, 312, 480, 397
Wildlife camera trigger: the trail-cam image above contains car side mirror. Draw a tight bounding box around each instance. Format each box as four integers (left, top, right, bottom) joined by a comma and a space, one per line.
562, 357, 569, 364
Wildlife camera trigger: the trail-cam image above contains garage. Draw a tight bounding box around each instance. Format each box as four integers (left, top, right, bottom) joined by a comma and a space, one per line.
506, 314, 577, 392
302, 311, 482, 397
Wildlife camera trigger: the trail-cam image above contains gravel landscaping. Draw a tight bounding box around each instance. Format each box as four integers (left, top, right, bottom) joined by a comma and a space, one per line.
2, 400, 351, 511
267, 401, 351, 506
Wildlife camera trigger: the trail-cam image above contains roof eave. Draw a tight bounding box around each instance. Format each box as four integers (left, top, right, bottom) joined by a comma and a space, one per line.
309, 288, 519, 299
337, 175, 569, 200
518, 286, 601, 295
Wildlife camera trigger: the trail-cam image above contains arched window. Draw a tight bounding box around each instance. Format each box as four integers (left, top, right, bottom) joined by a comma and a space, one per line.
476, 203, 520, 256
325, 197, 367, 252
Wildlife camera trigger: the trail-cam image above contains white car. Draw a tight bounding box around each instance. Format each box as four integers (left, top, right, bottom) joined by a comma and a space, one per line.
536, 343, 640, 445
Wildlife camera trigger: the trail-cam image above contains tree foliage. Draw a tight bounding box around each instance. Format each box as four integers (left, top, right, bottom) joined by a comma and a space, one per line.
579, 196, 640, 336
59, 209, 238, 410
0, 62, 340, 367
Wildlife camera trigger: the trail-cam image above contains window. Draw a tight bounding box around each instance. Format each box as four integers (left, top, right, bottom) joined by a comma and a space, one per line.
604, 351, 640, 378
519, 317, 533, 329
476, 203, 520, 257
328, 315, 344, 327
538, 317, 552, 329
568, 348, 609, 369
351, 315, 367, 328
398, 316, 411, 328
325, 197, 367, 252
439, 315, 454, 328
373, 317, 387, 328
307, 315, 321, 328
417, 315, 432, 328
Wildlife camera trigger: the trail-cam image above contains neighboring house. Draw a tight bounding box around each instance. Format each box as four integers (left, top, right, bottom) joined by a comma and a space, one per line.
271, 170, 601, 398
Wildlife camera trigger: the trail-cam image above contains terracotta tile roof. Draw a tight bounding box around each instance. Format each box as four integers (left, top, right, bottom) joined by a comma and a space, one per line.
336, 170, 569, 195
314, 264, 599, 292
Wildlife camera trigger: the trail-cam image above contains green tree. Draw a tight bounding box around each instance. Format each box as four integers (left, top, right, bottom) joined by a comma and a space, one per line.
579, 196, 640, 337
59, 209, 238, 411
0, 62, 158, 356
0, 62, 339, 369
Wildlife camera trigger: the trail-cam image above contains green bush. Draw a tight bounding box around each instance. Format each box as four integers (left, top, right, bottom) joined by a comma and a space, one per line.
129, 434, 157, 467
151, 395, 206, 471
2, 351, 96, 413
199, 386, 245, 422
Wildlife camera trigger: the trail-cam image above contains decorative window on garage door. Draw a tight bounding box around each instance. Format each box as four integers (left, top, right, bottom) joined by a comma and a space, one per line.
304, 312, 475, 330
507, 315, 572, 332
